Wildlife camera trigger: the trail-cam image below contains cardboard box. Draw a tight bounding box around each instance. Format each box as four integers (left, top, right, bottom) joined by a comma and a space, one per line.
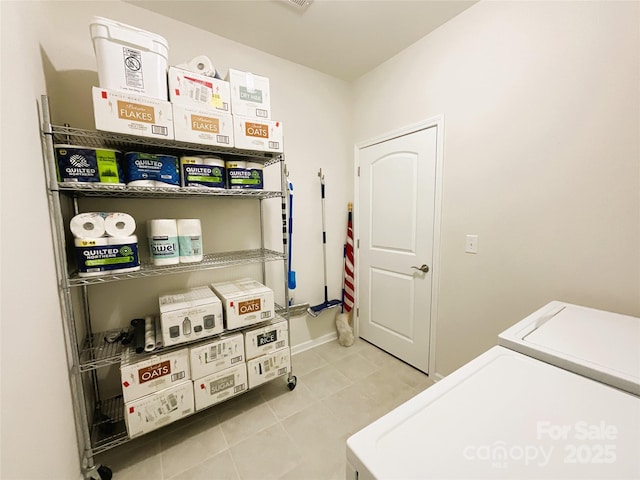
92, 86, 174, 139
189, 333, 244, 380
120, 348, 190, 403
193, 363, 248, 411
124, 381, 194, 438
226, 68, 271, 119
233, 116, 283, 153
244, 318, 289, 360
159, 286, 224, 347
168, 66, 231, 113
173, 104, 234, 147
210, 278, 275, 330
247, 347, 291, 389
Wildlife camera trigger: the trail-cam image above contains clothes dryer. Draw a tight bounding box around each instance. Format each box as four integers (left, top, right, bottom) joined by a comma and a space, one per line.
346, 346, 640, 479
498, 301, 640, 395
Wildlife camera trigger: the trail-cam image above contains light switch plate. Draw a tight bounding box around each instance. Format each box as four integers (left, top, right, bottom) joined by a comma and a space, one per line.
465, 235, 478, 254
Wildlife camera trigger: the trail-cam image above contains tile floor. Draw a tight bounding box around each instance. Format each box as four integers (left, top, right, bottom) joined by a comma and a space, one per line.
97, 338, 434, 480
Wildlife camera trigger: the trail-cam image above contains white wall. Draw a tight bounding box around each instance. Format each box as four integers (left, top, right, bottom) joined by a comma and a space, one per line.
1, 0, 351, 477
353, 0, 640, 376
36, 0, 353, 347
0, 2, 81, 478
3, 0, 639, 477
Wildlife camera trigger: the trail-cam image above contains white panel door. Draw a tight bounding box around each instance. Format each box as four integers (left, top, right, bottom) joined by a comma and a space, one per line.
358, 126, 437, 373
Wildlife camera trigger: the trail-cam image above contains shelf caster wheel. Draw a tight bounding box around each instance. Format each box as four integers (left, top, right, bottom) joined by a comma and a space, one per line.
86, 465, 112, 480
287, 376, 297, 391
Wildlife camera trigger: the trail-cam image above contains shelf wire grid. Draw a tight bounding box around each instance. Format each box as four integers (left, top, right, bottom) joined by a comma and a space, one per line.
78, 311, 288, 372
57, 182, 282, 199
51, 124, 282, 165
90, 395, 128, 455
67, 249, 285, 287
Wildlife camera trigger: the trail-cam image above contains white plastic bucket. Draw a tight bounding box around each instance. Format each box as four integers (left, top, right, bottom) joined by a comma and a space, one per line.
90, 16, 169, 101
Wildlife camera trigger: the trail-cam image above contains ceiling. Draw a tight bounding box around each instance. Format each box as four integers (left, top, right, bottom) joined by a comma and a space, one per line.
128, 0, 477, 81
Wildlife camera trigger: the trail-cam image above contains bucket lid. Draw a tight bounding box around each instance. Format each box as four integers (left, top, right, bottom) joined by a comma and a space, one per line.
90, 16, 168, 57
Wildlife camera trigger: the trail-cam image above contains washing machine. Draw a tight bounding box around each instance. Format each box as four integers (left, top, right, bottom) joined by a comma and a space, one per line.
498, 301, 640, 395
346, 302, 640, 479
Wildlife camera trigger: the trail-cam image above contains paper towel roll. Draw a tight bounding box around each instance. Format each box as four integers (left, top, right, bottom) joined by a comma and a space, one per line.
154, 181, 180, 188
186, 55, 218, 78
104, 213, 136, 237
144, 316, 156, 352
127, 180, 156, 187
203, 156, 225, 167
246, 161, 263, 170
177, 218, 203, 263
70, 213, 106, 238
107, 234, 138, 245
148, 219, 179, 266
154, 316, 163, 348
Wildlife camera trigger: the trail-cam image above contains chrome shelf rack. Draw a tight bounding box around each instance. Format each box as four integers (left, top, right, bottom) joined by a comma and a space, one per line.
39, 95, 294, 480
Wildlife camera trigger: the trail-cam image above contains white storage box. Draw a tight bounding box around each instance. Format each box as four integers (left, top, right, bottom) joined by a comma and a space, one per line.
189, 333, 244, 380
247, 347, 291, 389
233, 116, 283, 153
226, 68, 270, 118
120, 349, 190, 403
124, 381, 194, 438
194, 363, 248, 411
90, 16, 169, 100
210, 278, 275, 330
173, 104, 233, 147
244, 318, 289, 360
92, 87, 174, 139
169, 66, 230, 113
159, 286, 223, 347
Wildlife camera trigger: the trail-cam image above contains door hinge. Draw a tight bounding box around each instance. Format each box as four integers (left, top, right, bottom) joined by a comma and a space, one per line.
357, 166, 360, 176
357, 307, 359, 317
357, 239, 360, 248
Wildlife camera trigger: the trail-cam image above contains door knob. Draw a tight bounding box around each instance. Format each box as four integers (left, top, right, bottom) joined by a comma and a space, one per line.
411, 264, 429, 273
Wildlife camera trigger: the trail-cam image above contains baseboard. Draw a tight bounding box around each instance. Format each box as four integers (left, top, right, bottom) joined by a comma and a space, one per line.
291, 331, 337, 356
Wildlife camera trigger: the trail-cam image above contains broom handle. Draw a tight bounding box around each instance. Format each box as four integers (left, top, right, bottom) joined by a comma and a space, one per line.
320, 169, 329, 303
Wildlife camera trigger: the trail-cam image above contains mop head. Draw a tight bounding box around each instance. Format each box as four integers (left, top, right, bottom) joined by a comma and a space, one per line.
335, 311, 354, 347
307, 299, 342, 317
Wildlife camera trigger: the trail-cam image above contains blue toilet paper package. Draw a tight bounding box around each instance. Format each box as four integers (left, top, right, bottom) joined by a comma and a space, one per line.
75, 237, 140, 277
55, 144, 124, 184
226, 160, 263, 189
123, 152, 180, 186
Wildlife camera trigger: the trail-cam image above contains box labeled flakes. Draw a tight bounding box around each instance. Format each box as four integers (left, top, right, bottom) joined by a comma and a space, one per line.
173, 104, 233, 147
92, 86, 174, 139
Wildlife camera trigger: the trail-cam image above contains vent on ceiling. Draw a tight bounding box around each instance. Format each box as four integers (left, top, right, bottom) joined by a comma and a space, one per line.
282, 0, 313, 11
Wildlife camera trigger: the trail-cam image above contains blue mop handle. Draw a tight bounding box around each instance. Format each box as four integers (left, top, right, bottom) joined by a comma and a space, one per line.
288, 182, 293, 272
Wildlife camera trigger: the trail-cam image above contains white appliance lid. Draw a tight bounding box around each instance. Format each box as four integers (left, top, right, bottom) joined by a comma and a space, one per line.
498, 301, 640, 395
347, 346, 640, 479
